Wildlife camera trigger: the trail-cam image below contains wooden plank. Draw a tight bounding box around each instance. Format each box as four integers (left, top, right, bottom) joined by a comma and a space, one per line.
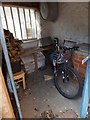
29, 9, 33, 38
17, 7, 23, 40
2, 2, 39, 10
0, 67, 15, 119
10, 7, 16, 38
23, 8, 28, 39
34, 10, 37, 38
2, 6, 8, 30
29, 9, 32, 27
20, 45, 53, 57
33, 53, 38, 70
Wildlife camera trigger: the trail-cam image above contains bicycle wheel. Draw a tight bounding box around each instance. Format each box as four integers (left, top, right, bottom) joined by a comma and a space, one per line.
54, 64, 82, 99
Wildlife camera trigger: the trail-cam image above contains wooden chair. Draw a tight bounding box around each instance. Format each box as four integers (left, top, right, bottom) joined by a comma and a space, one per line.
8, 70, 26, 90
13, 71, 26, 90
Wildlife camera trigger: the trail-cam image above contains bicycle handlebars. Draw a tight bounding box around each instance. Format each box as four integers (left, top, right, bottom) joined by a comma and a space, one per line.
59, 45, 79, 51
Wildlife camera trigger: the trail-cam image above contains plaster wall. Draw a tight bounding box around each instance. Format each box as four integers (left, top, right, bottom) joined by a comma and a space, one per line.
41, 2, 88, 44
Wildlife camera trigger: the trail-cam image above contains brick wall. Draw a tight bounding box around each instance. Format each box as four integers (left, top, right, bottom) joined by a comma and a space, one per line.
72, 53, 87, 85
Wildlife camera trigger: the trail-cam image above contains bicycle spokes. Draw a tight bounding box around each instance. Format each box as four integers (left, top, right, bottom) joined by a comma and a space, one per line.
54, 65, 80, 99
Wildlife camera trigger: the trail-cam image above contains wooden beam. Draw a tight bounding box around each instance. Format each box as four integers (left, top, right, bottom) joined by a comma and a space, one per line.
0, 67, 15, 119
23, 8, 28, 39
2, 2, 39, 10
17, 7, 23, 39
2, 6, 8, 30
10, 7, 16, 38
29, 9, 31, 26
34, 10, 37, 38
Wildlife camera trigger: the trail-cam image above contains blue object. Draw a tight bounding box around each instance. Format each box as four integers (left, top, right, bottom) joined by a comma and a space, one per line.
80, 59, 90, 118
0, 15, 22, 119
7, 80, 13, 93
50, 51, 59, 62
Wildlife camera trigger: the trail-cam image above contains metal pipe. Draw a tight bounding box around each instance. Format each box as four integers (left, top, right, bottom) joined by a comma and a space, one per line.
0, 14, 22, 119
80, 59, 90, 118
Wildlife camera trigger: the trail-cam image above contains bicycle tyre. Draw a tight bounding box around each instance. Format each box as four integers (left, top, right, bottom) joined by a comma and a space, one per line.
54, 64, 82, 99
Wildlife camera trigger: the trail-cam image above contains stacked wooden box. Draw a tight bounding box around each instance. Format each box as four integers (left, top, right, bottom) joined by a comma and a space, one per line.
21, 52, 45, 74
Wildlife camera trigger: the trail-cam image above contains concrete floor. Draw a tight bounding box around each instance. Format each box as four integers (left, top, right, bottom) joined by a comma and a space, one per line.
17, 65, 81, 118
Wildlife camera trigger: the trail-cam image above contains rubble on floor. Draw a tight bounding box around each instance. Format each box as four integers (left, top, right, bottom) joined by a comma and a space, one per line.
40, 110, 54, 118
40, 109, 78, 118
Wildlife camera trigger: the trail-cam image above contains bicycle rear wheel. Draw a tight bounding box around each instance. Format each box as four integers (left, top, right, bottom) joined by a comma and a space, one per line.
54, 64, 82, 99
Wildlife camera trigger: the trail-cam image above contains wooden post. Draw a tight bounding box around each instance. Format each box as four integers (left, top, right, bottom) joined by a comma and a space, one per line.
0, 67, 15, 119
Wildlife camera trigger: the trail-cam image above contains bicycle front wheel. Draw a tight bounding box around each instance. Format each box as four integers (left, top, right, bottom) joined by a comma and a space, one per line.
54, 64, 82, 99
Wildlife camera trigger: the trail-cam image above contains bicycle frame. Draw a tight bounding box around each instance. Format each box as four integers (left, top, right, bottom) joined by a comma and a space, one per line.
52, 40, 73, 76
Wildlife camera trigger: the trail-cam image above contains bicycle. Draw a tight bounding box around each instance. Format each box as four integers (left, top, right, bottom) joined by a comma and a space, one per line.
50, 38, 82, 99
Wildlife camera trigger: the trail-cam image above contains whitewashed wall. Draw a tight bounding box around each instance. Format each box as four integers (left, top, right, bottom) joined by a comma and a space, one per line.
41, 2, 88, 43
40, 17, 51, 38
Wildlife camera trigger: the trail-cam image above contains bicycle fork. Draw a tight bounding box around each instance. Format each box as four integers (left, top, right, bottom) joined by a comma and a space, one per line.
62, 68, 69, 83
53, 60, 57, 77
53, 59, 69, 83
61, 62, 69, 83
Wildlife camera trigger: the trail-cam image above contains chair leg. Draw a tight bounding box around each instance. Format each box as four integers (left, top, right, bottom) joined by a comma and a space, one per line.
22, 75, 26, 89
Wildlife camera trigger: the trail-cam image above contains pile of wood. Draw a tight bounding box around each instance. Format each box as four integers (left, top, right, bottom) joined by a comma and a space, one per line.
8, 45, 21, 62
4, 29, 22, 62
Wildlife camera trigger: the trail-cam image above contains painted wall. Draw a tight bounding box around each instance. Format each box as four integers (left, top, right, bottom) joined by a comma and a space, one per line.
41, 2, 88, 44
40, 17, 51, 38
